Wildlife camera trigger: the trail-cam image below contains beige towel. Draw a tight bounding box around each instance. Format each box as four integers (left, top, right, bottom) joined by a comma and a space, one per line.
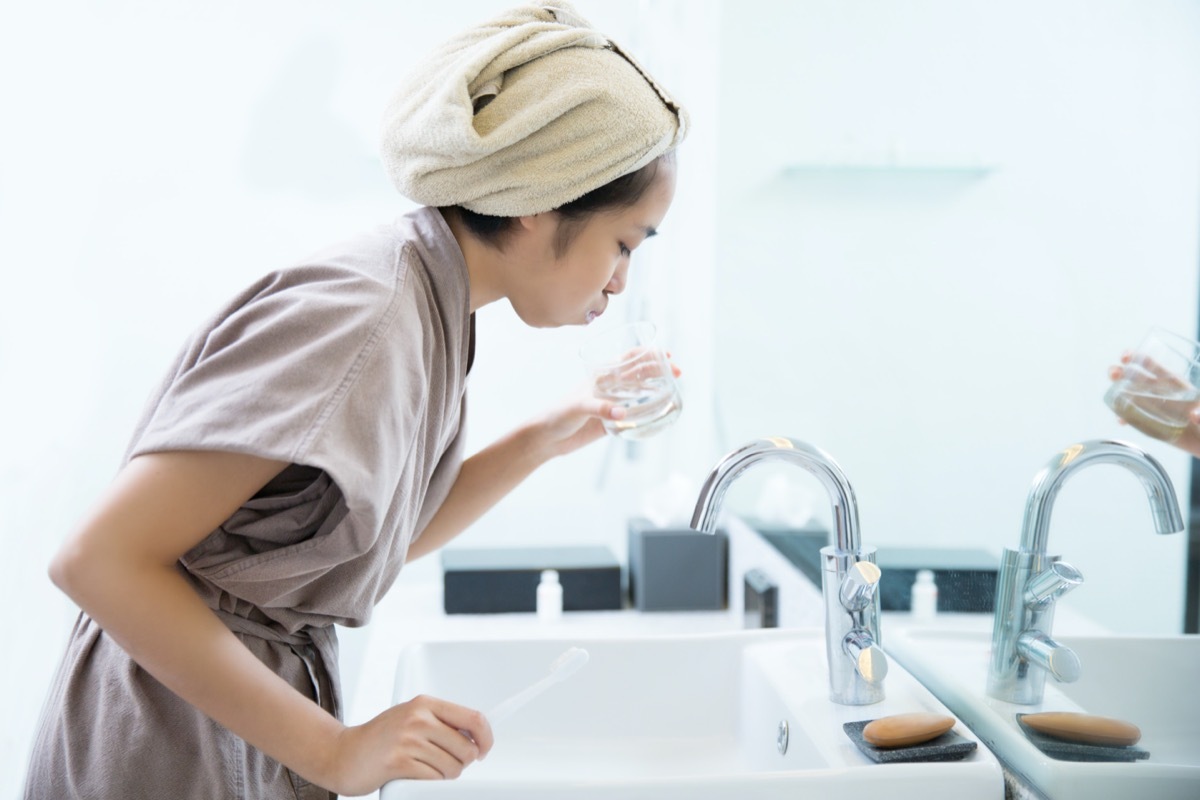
380, 1, 688, 217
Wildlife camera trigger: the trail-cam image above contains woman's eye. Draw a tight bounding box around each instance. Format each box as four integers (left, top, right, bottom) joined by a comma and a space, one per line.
619, 243, 631, 257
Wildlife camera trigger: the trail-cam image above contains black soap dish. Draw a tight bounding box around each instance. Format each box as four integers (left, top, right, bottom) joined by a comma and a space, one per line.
843, 720, 977, 764
1015, 714, 1150, 763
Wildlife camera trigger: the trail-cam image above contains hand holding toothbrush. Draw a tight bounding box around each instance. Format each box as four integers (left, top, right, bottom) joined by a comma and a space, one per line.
326, 694, 494, 792
329, 646, 587, 792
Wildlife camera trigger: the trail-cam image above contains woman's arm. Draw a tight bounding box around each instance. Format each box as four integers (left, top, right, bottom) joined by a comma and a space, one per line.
50, 449, 492, 795
406, 395, 622, 561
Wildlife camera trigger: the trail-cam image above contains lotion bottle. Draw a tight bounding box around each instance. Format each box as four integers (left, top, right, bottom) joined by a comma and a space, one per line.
910, 569, 938, 622
537, 569, 563, 622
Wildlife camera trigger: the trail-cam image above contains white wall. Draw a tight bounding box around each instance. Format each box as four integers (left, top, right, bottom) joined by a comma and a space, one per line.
712, 0, 1200, 633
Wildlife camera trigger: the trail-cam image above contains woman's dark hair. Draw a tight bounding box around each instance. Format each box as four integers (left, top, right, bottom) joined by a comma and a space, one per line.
447, 150, 673, 256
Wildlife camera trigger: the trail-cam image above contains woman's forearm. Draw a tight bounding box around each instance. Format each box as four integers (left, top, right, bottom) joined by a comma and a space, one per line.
51, 549, 345, 786
407, 422, 550, 561
407, 395, 617, 562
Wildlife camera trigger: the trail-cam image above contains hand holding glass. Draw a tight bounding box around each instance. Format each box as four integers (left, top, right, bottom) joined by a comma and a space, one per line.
1104, 328, 1200, 447
580, 322, 682, 440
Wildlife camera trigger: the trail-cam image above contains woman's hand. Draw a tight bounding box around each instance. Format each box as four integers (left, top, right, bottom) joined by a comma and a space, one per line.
534, 356, 683, 459
322, 696, 493, 795
1107, 351, 1200, 456
526, 392, 624, 459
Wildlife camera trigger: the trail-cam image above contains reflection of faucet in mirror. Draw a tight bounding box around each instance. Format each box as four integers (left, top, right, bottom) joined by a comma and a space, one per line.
692, 437, 887, 705
987, 439, 1185, 704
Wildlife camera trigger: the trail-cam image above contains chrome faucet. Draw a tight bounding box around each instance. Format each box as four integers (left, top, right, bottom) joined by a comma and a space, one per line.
987, 439, 1184, 704
692, 437, 887, 705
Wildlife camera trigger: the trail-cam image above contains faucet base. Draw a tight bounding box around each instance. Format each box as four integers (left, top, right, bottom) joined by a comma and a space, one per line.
822, 545, 886, 705
987, 548, 1065, 704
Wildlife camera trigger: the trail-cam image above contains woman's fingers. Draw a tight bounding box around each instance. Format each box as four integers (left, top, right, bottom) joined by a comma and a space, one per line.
427, 698, 494, 760
394, 697, 487, 772
412, 742, 468, 780
341, 695, 495, 785
1111, 354, 1193, 392
1134, 355, 1191, 389
666, 351, 682, 377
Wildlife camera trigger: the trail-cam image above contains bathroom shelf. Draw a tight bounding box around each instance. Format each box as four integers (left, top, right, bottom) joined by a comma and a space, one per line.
781, 161, 994, 177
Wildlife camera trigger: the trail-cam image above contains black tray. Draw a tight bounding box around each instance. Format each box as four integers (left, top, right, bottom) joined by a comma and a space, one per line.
843, 719, 978, 764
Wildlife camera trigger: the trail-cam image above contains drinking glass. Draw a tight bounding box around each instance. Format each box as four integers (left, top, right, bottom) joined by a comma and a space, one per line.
580, 321, 682, 440
1104, 328, 1200, 445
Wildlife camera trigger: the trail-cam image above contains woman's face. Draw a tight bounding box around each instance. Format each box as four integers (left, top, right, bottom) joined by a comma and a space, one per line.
508, 159, 678, 328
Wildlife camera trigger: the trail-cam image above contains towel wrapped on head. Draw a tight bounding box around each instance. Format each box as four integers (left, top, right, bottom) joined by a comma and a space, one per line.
380, 1, 688, 217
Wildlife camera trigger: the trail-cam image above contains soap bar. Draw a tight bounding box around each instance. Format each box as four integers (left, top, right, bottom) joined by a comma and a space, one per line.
1019, 712, 1141, 747
863, 713, 956, 748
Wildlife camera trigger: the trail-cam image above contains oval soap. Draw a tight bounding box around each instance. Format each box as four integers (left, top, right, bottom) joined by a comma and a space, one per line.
1020, 712, 1141, 747
863, 712, 955, 748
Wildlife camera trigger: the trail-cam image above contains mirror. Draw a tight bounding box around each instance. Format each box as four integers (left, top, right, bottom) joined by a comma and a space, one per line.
705, 1, 1200, 634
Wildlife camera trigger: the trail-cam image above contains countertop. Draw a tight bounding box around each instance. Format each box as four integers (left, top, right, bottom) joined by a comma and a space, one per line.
346, 518, 1110, 799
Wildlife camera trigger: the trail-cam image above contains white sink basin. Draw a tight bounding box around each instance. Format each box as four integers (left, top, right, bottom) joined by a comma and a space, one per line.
382, 628, 1003, 799
887, 629, 1200, 800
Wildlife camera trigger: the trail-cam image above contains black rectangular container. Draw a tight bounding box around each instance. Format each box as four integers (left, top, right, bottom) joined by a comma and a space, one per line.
441, 546, 622, 614
627, 518, 728, 611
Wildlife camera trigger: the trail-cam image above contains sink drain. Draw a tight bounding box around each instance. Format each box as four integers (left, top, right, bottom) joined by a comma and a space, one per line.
776, 720, 789, 755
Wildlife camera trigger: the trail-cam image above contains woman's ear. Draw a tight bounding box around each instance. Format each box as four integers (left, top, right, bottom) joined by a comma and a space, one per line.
512, 212, 561, 252
516, 212, 554, 233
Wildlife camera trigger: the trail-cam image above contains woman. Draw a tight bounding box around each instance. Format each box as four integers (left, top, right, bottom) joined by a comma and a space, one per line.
25, 2, 687, 797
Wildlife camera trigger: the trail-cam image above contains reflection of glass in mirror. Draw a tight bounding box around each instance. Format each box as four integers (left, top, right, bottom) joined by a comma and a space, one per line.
1104, 329, 1200, 446
1106, 385, 1200, 444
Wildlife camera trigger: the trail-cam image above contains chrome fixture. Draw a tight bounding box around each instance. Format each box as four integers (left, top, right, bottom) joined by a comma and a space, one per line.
987, 439, 1184, 704
692, 437, 887, 705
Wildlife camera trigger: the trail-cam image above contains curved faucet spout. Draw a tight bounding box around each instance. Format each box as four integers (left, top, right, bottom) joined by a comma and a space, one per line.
692, 437, 882, 705
1020, 439, 1184, 554
989, 438, 1185, 704
690, 437, 861, 552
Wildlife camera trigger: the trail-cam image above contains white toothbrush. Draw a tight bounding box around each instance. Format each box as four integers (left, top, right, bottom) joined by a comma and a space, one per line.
486, 647, 590, 726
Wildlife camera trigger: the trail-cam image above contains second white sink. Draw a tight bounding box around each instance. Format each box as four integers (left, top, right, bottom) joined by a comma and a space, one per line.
887, 629, 1200, 800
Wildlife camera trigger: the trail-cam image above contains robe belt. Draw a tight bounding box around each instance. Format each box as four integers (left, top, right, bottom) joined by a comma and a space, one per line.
211, 608, 342, 720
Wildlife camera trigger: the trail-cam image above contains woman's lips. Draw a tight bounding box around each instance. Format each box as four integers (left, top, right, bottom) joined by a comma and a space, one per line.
586, 298, 607, 324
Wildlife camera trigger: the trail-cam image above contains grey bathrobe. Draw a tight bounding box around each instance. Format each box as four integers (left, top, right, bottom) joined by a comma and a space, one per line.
24, 207, 474, 799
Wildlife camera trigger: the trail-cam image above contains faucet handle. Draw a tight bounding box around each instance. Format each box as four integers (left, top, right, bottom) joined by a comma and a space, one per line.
843, 629, 889, 684
1018, 631, 1082, 682
1024, 561, 1084, 607
838, 560, 882, 612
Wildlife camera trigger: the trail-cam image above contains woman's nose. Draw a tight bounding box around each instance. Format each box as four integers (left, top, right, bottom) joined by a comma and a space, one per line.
606, 263, 629, 295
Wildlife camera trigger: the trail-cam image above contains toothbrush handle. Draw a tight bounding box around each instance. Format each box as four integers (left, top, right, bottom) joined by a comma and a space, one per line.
486, 674, 555, 726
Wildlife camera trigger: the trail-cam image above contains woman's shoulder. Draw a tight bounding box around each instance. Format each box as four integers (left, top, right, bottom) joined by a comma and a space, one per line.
281, 207, 464, 308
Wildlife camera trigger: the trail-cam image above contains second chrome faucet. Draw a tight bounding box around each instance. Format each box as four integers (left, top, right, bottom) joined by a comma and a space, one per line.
692, 437, 887, 705
987, 439, 1185, 704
